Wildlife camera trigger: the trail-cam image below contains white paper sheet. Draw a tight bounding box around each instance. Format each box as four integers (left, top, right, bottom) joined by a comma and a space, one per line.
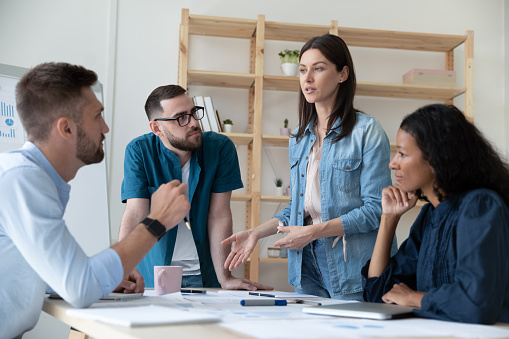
66, 304, 220, 327
219, 317, 509, 339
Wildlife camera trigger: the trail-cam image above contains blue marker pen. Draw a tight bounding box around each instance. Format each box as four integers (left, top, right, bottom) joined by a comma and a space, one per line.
240, 299, 287, 306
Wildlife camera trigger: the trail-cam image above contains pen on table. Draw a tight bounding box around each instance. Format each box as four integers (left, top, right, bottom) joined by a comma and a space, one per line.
248, 292, 276, 297
241, 299, 287, 306
184, 216, 191, 230
293, 299, 322, 306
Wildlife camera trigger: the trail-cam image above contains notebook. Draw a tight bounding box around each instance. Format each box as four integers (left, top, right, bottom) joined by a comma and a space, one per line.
302, 302, 414, 320
48, 292, 143, 301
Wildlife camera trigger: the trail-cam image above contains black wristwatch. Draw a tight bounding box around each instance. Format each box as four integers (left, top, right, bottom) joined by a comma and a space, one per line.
141, 217, 166, 240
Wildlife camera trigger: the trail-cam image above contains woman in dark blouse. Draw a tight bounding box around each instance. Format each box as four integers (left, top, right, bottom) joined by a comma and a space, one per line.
362, 104, 509, 324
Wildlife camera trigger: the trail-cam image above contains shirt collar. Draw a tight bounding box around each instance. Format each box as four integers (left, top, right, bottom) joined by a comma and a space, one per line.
304, 115, 343, 137
23, 141, 71, 206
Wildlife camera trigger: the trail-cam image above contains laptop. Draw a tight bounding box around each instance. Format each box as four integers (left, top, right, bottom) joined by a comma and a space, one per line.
302, 302, 414, 320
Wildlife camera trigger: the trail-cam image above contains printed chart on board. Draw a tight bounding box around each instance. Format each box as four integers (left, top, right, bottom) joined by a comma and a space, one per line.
0, 76, 25, 150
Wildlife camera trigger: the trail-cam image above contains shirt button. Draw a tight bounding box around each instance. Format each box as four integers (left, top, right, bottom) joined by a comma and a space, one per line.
301, 174, 304, 177
346, 165, 350, 170
297, 251, 300, 255
300, 193, 303, 197
425, 285, 429, 290
305, 157, 308, 160
195, 240, 200, 245
298, 212, 301, 215
427, 264, 431, 270
190, 217, 193, 222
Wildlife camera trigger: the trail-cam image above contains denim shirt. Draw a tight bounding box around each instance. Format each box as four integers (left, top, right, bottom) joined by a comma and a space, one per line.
275, 112, 396, 296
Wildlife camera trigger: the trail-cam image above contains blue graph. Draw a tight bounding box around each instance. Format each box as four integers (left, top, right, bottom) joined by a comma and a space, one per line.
1, 102, 15, 117
1, 128, 15, 138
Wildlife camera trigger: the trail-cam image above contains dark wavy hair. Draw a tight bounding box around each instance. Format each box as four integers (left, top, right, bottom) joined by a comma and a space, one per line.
400, 104, 509, 206
293, 34, 357, 144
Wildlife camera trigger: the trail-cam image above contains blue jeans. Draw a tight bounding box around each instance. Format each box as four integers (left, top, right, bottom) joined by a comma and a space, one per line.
295, 239, 363, 301
181, 274, 203, 288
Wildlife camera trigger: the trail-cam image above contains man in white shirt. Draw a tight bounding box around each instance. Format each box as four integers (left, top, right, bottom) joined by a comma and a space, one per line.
0, 62, 190, 338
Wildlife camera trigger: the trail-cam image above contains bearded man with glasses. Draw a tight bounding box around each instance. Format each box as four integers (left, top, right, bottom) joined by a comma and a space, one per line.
119, 85, 270, 291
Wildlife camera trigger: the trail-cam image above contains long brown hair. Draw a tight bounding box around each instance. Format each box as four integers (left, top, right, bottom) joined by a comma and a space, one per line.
293, 34, 357, 144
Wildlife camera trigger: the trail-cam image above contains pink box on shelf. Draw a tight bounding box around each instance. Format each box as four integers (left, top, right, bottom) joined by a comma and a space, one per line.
403, 68, 456, 87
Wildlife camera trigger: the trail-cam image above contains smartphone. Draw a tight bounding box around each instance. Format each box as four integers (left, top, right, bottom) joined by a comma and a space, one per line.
180, 289, 206, 294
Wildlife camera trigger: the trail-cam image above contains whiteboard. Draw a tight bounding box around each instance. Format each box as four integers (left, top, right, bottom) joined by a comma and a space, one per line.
0, 63, 110, 256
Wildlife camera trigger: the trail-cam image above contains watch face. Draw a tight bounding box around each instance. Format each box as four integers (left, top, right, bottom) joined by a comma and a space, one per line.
143, 218, 166, 240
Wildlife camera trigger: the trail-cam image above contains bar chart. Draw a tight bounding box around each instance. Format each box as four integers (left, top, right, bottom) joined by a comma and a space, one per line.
0, 100, 22, 144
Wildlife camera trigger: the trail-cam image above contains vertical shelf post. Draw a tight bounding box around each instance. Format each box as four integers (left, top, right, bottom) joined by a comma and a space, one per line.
178, 9, 190, 89
445, 50, 454, 106
247, 14, 266, 282
464, 30, 474, 122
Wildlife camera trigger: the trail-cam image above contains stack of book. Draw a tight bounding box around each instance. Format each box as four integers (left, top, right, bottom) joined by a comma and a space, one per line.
192, 96, 223, 132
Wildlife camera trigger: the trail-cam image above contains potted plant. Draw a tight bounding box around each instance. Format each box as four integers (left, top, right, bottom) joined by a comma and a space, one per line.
274, 178, 283, 196
280, 118, 291, 136
278, 49, 300, 76
223, 119, 233, 133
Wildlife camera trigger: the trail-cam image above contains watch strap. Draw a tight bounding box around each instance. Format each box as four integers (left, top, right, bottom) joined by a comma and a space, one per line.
141, 217, 166, 240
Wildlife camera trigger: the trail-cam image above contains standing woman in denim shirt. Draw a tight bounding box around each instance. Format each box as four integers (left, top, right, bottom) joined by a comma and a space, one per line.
222, 34, 395, 300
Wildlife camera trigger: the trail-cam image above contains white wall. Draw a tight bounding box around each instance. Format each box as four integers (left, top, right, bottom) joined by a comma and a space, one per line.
0, 0, 507, 337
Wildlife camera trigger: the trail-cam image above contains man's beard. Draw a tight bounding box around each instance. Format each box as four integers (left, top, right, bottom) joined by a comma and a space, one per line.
164, 126, 203, 152
76, 125, 105, 165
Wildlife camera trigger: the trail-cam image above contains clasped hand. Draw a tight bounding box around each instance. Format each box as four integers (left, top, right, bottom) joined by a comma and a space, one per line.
382, 185, 418, 217
273, 225, 313, 250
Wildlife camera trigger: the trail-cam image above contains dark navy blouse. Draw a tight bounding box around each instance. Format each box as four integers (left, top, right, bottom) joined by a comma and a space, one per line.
362, 189, 509, 324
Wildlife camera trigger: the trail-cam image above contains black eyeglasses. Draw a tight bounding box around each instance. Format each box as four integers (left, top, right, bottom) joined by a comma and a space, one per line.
153, 106, 204, 127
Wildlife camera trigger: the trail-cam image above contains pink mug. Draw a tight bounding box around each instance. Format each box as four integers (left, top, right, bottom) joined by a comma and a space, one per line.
154, 266, 183, 295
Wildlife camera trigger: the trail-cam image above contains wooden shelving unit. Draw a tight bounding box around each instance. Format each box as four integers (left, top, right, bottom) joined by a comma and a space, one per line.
178, 8, 474, 282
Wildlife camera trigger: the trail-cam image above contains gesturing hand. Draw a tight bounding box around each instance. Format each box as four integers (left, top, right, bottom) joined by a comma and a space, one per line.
382, 185, 418, 217
221, 230, 259, 271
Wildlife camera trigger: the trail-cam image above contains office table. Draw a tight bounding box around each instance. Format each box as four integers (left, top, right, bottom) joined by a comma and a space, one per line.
43, 289, 509, 339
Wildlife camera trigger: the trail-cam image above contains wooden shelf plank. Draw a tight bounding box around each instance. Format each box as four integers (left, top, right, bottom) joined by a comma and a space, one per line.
231, 194, 251, 202
262, 135, 290, 147
264, 75, 300, 91
265, 21, 331, 42
357, 81, 465, 100
337, 28, 466, 52
188, 14, 465, 52
188, 70, 254, 89
261, 195, 291, 203
219, 132, 253, 145
188, 14, 257, 39
190, 72, 465, 101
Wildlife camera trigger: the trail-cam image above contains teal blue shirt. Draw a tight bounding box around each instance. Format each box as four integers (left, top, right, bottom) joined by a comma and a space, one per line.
121, 132, 243, 287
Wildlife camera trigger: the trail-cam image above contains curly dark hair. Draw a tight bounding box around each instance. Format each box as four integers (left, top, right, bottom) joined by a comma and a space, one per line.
400, 104, 509, 205
293, 34, 357, 144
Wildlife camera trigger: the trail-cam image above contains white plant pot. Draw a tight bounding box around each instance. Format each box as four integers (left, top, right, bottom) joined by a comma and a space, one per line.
275, 187, 284, 196
223, 124, 233, 133
280, 127, 291, 136
280, 63, 299, 76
